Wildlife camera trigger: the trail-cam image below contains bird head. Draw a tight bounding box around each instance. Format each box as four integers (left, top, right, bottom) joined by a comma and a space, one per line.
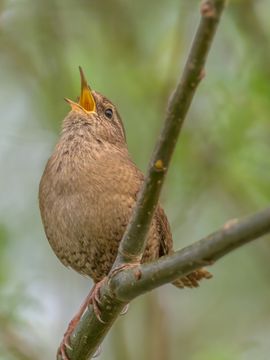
64, 67, 126, 145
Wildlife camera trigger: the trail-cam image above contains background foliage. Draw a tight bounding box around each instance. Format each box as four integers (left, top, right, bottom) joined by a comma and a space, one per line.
1, 0, 270, 359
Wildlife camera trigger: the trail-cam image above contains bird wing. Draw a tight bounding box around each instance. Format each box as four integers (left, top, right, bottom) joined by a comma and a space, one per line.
155, 205, 174, 257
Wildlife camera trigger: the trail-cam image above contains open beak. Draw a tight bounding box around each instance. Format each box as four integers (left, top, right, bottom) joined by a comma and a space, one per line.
78, 66, 96, 112
65, 66, 96, 113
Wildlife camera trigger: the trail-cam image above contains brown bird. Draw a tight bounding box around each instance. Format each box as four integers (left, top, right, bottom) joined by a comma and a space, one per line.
39, 68, 211, 359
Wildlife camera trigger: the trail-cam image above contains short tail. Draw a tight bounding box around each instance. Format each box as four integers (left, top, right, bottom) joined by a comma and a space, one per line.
172, 268, 212, 289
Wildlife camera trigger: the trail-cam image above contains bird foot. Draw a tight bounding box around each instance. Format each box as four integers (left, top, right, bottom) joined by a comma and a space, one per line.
93, 345, 102, 358
88, 277, 107, 323
109, 262, 141, 279
108, 262, 141, 318
120, 303, 129, 316
108, 263, 141, 318
57, 315, 81, 360
57, 278, 107, 359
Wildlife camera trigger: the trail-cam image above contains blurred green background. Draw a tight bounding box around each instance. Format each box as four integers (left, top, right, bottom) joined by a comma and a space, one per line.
1, 0, 270, 359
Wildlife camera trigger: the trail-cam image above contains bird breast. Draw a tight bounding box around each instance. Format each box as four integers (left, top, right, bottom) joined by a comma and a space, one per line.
39, 135, 141, 279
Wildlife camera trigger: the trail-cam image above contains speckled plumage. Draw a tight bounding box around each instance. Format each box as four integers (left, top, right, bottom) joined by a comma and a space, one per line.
39, 90, 210, 287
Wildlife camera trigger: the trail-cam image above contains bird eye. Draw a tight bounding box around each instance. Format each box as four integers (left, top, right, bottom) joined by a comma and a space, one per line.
104, 108, 113, 119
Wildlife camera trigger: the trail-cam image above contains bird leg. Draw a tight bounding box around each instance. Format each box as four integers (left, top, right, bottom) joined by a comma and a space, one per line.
58, 278, 107, 360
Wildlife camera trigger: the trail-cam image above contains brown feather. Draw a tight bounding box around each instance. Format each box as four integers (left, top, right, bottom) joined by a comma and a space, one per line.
39, 90, 211, 287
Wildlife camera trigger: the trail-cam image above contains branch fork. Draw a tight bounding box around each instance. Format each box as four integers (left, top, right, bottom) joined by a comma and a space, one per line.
55, 2, 270, 359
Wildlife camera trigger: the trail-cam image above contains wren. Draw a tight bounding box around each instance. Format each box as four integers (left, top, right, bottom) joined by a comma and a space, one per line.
39, 67, 211, 359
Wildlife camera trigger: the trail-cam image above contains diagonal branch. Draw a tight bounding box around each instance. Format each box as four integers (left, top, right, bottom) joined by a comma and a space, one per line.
113, 0, 226, 267
58, 1, 227, 359
66, 207, 270, 360
110, 207, 270, 301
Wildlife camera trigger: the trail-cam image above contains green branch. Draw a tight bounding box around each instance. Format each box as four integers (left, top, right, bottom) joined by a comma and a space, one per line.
113, 0, 226, 267
110, 207, 270, 301
58, 1, 227, 359
65, 207, 270, 360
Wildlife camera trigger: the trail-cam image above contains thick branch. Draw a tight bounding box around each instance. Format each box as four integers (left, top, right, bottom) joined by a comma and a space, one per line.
111, 207, 270, 301
113, 0, 226, 267
66, 207, 270, 360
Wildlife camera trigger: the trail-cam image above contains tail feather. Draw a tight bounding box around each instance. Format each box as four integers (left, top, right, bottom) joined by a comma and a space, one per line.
172, 268, 212, 289
154, 206, 212, 289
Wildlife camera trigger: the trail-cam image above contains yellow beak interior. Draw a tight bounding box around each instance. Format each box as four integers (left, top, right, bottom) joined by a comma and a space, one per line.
78, 66, 96, 112
65, 67, 96, 113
